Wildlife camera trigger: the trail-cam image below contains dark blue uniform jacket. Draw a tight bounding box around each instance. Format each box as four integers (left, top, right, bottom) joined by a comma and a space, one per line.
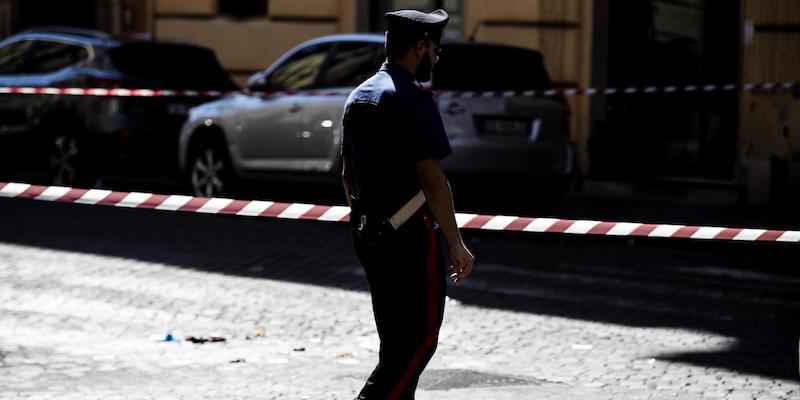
342, 62, 452, 220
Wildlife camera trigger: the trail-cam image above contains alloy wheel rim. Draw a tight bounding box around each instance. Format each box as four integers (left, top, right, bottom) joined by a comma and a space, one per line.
191, 149, 225, 197
49, 134, 79, 185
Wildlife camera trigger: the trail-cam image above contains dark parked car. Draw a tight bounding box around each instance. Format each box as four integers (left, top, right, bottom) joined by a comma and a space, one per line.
179, 34, 574, 200
0, 27, 236, 186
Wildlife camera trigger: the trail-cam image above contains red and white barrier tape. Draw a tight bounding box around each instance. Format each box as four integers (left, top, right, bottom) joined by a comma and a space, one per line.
0, 87, 239, 98
0, 81, 796, 99
2, 181, 798, 244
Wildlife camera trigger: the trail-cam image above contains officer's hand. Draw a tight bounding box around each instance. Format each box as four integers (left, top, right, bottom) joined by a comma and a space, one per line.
449, 242, 474, 286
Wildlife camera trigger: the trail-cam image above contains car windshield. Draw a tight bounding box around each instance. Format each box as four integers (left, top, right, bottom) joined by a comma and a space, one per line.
432, 44, 553, 91
109, 43, 236, 90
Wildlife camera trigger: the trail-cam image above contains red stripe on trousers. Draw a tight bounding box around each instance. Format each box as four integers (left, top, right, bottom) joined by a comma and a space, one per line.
388, 214, 440, 400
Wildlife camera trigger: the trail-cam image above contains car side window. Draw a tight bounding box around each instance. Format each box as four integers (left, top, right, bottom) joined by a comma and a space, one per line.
264, 44, 332, 91
0, 41, 34, 75
27, 41, 89, 74
319, 42, 385, 88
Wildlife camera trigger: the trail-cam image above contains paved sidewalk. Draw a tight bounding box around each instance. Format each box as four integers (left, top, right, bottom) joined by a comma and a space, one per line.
0, 242, 798, 399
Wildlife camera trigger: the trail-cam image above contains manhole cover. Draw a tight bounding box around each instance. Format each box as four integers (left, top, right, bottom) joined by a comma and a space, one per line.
418, 369, 541, 390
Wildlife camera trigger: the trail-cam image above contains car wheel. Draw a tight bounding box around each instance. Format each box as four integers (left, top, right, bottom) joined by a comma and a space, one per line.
189, 141, 233, 198
47, 133, 88, 187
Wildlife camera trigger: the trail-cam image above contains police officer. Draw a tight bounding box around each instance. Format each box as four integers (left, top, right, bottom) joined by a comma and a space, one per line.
341, 8, 475, 400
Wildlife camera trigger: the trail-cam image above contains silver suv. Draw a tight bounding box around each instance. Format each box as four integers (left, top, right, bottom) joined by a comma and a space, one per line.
179, 34, 574, 198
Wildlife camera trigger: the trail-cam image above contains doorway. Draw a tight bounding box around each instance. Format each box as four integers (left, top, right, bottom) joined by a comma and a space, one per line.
590, 0, 741, 182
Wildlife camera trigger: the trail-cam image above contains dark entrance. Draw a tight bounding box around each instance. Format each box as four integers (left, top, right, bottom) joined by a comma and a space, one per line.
590, 0, 741, 182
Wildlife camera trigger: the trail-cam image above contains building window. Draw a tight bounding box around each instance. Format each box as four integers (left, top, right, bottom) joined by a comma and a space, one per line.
218, 0, 267, 18
652, 0, 703, 44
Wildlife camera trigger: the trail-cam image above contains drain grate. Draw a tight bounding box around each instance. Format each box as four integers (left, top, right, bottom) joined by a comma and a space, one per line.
418, 369, 541, 390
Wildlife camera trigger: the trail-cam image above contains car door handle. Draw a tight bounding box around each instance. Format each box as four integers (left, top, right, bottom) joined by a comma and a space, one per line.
289, 103, 303, 113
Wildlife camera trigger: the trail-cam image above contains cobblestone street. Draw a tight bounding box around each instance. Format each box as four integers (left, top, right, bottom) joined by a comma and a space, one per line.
0, 198, 799, 399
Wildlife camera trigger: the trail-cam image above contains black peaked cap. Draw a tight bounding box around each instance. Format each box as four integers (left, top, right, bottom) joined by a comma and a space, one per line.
385, 9, 449, 42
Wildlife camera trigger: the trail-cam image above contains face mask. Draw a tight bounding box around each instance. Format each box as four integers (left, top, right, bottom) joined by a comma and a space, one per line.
415, 46, 433, 83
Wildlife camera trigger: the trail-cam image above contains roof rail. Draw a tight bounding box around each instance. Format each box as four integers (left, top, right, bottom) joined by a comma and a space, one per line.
19, 26, 113, 40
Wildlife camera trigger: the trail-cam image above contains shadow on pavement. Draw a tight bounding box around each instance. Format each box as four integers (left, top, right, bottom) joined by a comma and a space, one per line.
0, 197, 798, 382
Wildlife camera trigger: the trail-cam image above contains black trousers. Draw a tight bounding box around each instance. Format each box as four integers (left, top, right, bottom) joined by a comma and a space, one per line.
353, 209, 447, 400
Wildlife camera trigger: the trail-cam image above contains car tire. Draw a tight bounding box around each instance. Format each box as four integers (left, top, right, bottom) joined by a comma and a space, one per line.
45, 131, 94, 187
188, 139, 235, 198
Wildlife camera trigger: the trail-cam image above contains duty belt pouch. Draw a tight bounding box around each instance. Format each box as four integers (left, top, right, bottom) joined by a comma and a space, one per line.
349, 199, 393, 246
349, 191, 426, 246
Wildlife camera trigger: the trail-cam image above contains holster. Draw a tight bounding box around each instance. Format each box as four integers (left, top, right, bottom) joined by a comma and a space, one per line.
349, 190, 427, 246
349, 198, 395, 246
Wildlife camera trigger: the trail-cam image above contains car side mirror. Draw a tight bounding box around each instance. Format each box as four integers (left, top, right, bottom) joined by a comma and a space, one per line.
247, 74, 270, 91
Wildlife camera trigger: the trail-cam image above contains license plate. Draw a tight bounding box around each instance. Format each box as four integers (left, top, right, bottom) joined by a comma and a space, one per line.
479, 118, 530, 136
